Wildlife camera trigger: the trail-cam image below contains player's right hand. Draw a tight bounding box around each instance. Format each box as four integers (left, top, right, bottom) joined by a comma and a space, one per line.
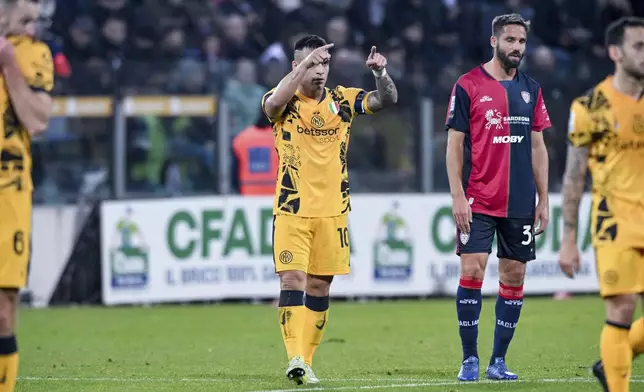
559, 242, 581, 279
452, 195, 472, 234
0, 37, 15, 66
302, 43, 334, 69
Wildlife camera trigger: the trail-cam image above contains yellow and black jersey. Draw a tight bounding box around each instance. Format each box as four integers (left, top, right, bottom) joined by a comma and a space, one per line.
0, 35, 54, 193
568, 76, 644, 248
261, 86, 372, 217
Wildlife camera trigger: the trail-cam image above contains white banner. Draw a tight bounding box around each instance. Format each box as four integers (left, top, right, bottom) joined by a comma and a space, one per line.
28, 205, 79, 308
100, 194, 598, 305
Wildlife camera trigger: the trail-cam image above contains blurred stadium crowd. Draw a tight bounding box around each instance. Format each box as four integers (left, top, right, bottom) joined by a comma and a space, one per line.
33, 0, 644, 203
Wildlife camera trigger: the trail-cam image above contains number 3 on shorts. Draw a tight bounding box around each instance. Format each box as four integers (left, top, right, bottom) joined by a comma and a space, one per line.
521, 225, 533, 246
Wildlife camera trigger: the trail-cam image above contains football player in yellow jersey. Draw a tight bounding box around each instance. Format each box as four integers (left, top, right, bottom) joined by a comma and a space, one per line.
559, 17, 644, 392
261, 34, 397, 384
0, 1, 53, 391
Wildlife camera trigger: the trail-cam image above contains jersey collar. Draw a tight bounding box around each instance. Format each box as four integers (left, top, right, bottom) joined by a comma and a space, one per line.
295, 88, 327, 105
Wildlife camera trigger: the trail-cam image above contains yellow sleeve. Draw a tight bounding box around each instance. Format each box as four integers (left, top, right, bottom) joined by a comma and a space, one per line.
14, 38, 54, 93
261, 88, 278, 122
567, 98, 597, 147
336, 86, 371, 117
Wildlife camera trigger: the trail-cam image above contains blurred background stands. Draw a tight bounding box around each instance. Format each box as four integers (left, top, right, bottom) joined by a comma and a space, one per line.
34, 0, 644, 204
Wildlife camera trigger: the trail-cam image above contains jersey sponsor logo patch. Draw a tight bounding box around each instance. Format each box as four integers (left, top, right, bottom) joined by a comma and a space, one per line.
567, 111, 575, 134
485, 109, 531, 130
459, 231, 470, 245
448, 95, 455, 118
278, 250, 293, 264
311, 111, 326, 128
521, 91, 530, 103
480, 95, 493, 102
296, 125, 340, 143
492, 135, 524, 144
485, 109, 503, 130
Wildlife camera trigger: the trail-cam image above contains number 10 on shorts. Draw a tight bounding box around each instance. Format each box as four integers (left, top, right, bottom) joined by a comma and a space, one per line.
337, 227, 349, 248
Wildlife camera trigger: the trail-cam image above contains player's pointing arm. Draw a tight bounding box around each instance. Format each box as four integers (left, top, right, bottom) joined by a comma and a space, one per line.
364, 46, 398, 112
263, 43, 334, 119
0, 37, 53, 135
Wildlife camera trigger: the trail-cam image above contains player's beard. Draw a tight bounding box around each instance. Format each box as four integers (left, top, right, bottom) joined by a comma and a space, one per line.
622, 59, 644, 83
496, 47, 523, 72
308, 77, 326, 93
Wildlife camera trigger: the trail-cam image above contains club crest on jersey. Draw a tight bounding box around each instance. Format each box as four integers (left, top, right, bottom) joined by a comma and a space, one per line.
311, 111, 325, 128
460, 231, 470, 245
521, 91, 530, 104
328, 101, 340, 116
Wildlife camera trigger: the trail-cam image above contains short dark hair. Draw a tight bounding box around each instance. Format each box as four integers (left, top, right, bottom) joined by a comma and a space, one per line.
5, 0, 39, 5
492, 13, 530, 37
293, 35, 327, 52
605, 16, 644, 47
3, 0, 38, 7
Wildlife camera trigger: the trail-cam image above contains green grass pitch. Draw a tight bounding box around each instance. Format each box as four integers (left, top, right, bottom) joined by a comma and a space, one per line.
15, 296, 644, 391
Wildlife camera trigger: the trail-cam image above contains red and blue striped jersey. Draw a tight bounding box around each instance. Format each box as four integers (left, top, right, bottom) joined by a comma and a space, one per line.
445, 66, 551, 219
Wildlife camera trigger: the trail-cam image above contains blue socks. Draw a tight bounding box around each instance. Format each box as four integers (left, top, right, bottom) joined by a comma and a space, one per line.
491, 282, 524, 365
456, 276, 483, 360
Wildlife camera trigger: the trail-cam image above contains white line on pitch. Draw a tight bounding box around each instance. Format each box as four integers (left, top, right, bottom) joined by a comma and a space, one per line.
17, 375, 644, 387
250, 378, 644, 392
16, 376, 476, 383
18, 376, 254, 383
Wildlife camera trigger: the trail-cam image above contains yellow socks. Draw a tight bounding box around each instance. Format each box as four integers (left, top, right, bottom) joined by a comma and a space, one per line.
277, 290, 331, 366
628, 317, 644, 356
601, 322, 632, 392
302, 294, 330, 366
278, 290, 306, 360
0, 336, 18, 392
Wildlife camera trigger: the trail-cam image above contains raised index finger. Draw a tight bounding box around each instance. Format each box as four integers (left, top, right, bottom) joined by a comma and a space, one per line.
319, 43, 335, 52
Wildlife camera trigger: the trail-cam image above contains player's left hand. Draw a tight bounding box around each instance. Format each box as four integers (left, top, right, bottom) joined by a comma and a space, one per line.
0, 37, 16, 66
366, 46, 387, 72
533, 201, 549, 236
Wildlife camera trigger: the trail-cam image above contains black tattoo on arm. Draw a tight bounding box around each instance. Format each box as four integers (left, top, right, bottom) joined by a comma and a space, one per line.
561, 145, 589, 233
366, 73, 398, 112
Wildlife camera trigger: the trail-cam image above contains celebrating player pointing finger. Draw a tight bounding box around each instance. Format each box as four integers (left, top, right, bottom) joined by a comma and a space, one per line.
262, 35, 397, 385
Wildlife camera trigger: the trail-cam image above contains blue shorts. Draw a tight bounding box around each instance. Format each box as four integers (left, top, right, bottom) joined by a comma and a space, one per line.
456, 213, 536, 263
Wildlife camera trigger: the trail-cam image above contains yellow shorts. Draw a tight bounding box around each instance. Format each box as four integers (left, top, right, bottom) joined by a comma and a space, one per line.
272, 214, 350, 276
595, 246, 644, 297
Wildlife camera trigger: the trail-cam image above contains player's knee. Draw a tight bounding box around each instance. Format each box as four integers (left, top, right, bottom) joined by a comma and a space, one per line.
498, 259, 526, 286
605, 294, 637, 325
0, 290, 17, 335
460, 254, 487, 280
306, 274, 333, 297
279, 270, 307, 291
